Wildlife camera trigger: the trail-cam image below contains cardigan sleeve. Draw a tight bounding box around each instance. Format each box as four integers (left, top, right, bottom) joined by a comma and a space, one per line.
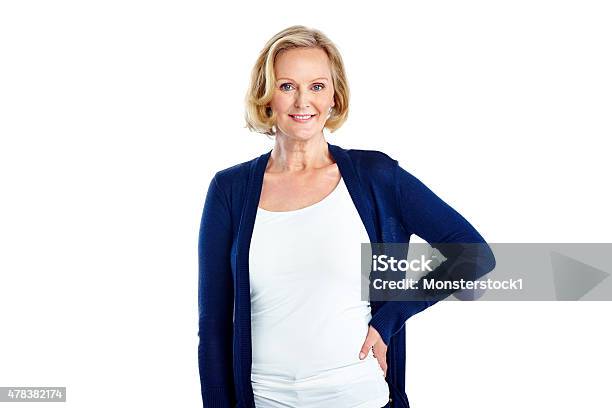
198, 174, 237, 407
368, 161, 496, 346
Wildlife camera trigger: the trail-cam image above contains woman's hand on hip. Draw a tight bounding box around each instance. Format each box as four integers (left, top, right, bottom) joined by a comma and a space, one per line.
359, 325, 388, 377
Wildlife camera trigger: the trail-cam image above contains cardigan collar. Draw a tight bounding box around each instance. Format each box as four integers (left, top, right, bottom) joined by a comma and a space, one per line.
244, 141, 378, 243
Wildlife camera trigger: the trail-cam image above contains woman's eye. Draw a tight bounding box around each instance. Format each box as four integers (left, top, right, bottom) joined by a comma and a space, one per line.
312, 83, 325, 91
280, 83, 293, 91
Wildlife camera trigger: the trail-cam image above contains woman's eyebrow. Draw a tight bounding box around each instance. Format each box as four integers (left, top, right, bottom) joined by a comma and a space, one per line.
276, 77, 329, 82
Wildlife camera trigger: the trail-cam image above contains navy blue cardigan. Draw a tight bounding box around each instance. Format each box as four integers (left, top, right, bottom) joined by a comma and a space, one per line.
198, 142, 495, 408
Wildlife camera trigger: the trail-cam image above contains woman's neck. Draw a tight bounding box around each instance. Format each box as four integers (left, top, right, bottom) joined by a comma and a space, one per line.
268, 134, 334, 173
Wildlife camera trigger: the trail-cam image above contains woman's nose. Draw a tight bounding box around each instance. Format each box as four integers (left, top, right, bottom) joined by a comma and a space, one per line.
294, 90, 311, 108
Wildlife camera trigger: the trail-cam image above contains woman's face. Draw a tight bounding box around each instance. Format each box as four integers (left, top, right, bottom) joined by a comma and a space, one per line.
269, 47, 335, 141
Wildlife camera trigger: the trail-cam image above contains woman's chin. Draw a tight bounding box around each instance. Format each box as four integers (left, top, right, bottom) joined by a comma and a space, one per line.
277, 125, 324, 141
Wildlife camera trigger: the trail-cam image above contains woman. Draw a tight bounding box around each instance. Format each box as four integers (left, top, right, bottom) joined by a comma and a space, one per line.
198, 25, 495, 408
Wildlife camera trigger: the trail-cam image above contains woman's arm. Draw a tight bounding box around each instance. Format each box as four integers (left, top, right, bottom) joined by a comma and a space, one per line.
198, 174, 236, 407
368, 162, 496, 346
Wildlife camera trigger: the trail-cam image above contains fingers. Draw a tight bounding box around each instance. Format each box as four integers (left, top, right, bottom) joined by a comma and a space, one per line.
359, 341, 374, 360
359, 326, 389, 378
359, 326, 380, 360
360, 340, 388, 377
378, 354, 388, 377
373, 342, 388, 377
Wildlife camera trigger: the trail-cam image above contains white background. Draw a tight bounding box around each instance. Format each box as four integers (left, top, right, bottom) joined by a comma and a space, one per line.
1, 1, 611, 407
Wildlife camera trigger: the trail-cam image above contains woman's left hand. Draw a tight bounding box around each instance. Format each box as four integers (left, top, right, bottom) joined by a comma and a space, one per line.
359, 325, 388, 377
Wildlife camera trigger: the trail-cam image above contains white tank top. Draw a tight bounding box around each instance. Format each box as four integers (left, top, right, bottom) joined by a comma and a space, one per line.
249, 177, 390, 408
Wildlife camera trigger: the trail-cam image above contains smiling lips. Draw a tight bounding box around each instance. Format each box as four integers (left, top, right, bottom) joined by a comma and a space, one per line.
289, 114, 316, 123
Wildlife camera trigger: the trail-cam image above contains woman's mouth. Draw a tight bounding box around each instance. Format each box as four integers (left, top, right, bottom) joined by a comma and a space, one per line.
289, 114, 316, 123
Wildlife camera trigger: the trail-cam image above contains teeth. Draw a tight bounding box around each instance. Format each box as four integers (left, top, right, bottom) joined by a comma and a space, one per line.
292, 115, 313, 119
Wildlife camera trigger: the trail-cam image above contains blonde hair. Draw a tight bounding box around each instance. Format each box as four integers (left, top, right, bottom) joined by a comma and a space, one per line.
244, 25, 350, 136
